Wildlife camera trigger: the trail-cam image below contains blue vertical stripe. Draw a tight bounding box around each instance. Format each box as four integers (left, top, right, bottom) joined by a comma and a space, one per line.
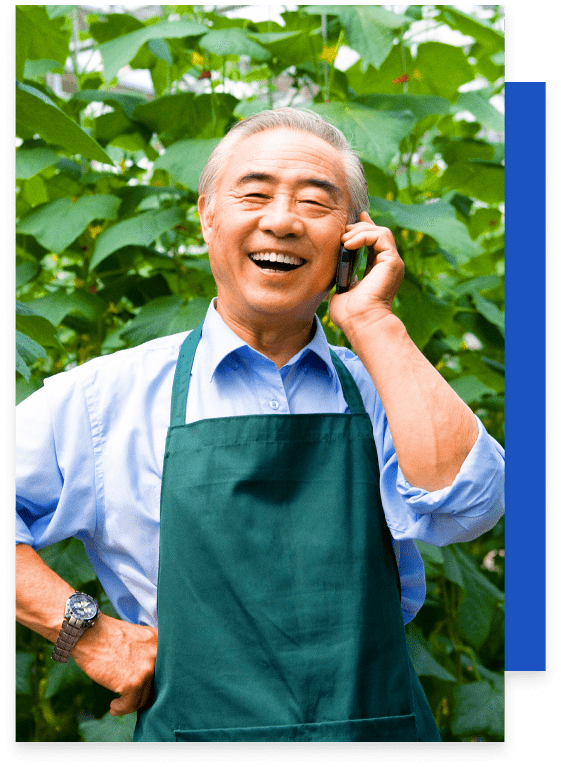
505, 82, 546, 670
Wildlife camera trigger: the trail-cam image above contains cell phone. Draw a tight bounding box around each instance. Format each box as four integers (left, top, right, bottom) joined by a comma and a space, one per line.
335, 246, 360, 294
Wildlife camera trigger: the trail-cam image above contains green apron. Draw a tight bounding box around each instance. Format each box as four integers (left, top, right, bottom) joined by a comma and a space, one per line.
134, 323, 440, 742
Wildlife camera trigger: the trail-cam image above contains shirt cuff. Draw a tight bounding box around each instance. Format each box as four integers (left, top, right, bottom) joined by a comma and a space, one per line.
395, 416, 504, 522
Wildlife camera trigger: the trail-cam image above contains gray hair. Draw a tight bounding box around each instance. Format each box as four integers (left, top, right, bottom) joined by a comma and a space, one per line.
198, 108, 369, 223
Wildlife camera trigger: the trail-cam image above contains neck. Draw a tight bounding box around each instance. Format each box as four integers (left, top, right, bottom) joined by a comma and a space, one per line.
214, 300, 317, 368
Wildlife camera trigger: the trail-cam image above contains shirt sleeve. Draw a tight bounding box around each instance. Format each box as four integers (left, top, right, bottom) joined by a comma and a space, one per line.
379, 414, 504, 546
16, 370, 98, 550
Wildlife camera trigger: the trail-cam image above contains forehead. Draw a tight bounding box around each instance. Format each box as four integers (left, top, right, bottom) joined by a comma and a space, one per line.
218, 128, 348, 192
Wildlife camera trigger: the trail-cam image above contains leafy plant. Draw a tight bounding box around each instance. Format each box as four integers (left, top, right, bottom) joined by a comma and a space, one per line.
16, 4, 504, 741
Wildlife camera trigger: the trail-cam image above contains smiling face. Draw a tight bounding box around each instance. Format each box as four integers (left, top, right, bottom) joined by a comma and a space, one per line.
198, 127, 350, 332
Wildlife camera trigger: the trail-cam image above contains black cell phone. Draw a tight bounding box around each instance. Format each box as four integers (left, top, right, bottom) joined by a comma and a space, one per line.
335, 246, 360, 294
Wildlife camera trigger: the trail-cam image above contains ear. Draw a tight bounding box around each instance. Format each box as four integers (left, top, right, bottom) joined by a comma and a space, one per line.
198, 194, 214, 244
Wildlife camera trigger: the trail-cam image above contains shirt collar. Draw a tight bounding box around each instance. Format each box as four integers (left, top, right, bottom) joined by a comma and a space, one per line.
200, 298, 337, 381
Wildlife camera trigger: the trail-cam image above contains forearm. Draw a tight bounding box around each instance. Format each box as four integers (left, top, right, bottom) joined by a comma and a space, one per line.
344, 313, 478, 492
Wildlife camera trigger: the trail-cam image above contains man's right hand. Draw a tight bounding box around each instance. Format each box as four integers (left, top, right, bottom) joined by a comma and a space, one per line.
72, 612, 158, 716
16, 543, 158, 716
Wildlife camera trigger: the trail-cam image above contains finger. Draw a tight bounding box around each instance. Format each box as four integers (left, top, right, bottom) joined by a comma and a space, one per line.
110, 684, 151, 716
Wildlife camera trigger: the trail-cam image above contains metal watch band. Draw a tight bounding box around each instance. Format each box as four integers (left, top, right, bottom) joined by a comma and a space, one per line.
51, 616, 87, 663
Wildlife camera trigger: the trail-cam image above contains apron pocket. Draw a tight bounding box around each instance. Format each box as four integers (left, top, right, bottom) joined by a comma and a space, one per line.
174, 714, 419, 742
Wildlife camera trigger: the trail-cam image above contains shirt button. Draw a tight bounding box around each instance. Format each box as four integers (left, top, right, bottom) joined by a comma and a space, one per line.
269, 400, 280, 410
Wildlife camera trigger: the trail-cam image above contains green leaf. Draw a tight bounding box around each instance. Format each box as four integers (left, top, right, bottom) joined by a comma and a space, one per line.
16, 148, 60, 179
248, 31, 321, 68
98, 19, 208, 83
454, 545, 504, 648
16, 259, 40, 288
471, 293, 505, 334
39, 538, 97, 586
393, 278, 455, 350
148, 38, 173, 65
16, 330, 46, 380
449, 375, 497, 405
412, 43, 474, 102
406, 631, 456, 681
28, 289, 107, 329
90, 208, 184, 272
79, 710, 136, 742
440, 160, 504, 205
153, 138, 220, 191
357, 93, 450, 123
439, 7, 504, 57
17, 195, 122, 254
16, 652, 35, 695
70, 90, 149, 120
46, 6, 77, 19
415, 540, 444, 566
309, 102, 415, 168
199, 28, 271, 60
338, 6, 407, 69
133, 93, 238, 144
442, 547, 464, 589
16, 301, 61, 350
16, 6, 70, 80
368, 197, 479, 263
451, 681, 504, 738
454, 91, 504, 134
16, 82, 114, 165
44, 655, 88, 698
120, 295, 182, 346
345, 44, 414, 97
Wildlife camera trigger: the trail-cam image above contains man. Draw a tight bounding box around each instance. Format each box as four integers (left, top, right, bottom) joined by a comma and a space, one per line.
16, 108, 504, 742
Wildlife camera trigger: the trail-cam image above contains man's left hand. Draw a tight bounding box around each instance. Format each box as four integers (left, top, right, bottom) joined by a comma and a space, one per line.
329, 212, 404, 334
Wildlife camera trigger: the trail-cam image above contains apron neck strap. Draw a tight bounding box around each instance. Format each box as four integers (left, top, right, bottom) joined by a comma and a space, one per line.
169, 323, 368, 425
170, 323, 203, 427
329, 350, 368, 416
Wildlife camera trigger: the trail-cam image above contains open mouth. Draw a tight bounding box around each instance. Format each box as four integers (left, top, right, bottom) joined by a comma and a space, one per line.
249, 251, 305, 272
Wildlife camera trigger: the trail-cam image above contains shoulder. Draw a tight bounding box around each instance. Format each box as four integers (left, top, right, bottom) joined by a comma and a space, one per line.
42, 331, 193, 412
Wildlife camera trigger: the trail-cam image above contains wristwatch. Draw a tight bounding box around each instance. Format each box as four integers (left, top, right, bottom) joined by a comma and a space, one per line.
51, 592, 99, 663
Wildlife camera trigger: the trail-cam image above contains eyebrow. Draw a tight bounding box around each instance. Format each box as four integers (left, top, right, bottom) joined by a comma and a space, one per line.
235, 172, 342, 200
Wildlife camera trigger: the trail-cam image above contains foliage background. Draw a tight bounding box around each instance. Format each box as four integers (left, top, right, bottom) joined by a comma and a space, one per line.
15, 4, 505, 742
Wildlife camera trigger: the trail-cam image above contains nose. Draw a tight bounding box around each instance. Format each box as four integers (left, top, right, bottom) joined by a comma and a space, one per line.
258, 195, 304, 238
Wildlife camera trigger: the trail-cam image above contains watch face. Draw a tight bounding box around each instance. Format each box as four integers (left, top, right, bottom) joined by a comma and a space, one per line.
69, 593, 98, 621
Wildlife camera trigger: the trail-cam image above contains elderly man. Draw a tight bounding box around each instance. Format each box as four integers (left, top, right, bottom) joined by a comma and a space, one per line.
16, 108, 504, 742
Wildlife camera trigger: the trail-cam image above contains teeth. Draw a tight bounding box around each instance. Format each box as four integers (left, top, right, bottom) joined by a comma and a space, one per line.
250, 252, 304, 266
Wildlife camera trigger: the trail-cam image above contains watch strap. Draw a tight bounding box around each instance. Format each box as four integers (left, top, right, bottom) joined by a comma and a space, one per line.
51, 616, 87, 663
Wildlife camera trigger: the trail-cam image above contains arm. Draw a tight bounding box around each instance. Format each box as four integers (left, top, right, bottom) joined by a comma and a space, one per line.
329, 212, 479, 492
16, 542, 157, 716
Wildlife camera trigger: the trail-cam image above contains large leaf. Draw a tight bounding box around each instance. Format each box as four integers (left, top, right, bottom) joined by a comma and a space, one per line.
16, 330, 46, 380
451, 680, 504, 739
90, 208, 184, 271
199, 28, 270, 60
120, 296, 210, 347
337, 6, 408, 69
133, 93, 238, 144
393, 277, 455, 350
70, 89, 149, 120
28, 289, 107, 329
454, 545, 504, 648
309, 102, 415, 168
438, 6, 504, 57
16, 148, 60, 179
357, 94, 450, 123
454, 91, 504, 134
16, 301, 61, 350
368, 197, 479, 263
16, 652, 35, 695
98, 19, 208, 83
153, 139, 220, 191
79, 710, 136, 742
39, 537, 97, 586
16, 82, 114, 165
345, 44, 414, 97
248, 31, 322, 68
441, 160, 504, 205
16, 195, 122, 254
15, 6, 70, 80
449, 375, 497, 405
410, 43, 474, 102
407, 629, 456, 681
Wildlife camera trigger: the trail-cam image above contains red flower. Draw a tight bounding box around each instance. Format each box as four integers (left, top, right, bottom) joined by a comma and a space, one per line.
198, 70, 212, 80
89, 285, 97, 293
392, 73, 409, 84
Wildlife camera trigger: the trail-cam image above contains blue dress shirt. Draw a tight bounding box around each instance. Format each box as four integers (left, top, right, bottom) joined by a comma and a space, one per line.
16, 299, 505, 626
